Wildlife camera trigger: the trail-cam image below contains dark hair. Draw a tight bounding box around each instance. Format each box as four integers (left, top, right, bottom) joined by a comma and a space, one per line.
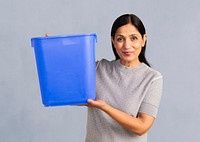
111, 14, 151, 67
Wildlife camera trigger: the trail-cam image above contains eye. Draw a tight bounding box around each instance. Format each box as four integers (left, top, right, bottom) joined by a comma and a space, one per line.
131, 36, 138, 41
116, 37, 124, 42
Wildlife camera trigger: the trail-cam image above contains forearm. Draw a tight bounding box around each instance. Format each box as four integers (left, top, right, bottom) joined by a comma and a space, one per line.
101, 103, 149, 135
87, 99, 154, 136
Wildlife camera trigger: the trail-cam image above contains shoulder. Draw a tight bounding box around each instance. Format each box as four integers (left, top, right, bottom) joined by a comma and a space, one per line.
96, 59, 116, 70
96, 59, 113, 65
143, 63, 163, 82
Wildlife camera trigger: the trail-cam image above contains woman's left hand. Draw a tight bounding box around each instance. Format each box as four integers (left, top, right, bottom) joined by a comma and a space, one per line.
87, 99, 107, 110
86, 99, 155, 136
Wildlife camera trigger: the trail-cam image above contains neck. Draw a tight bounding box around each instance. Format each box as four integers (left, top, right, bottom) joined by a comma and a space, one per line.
120, 60, 141, 67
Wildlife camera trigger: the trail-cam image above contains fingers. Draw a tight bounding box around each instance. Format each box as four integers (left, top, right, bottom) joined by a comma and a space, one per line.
87, 99, 94, 103
45, 33, 49, 37
87, 99, 95, 107
87, 99, 99, 106
87, 99, 106, 109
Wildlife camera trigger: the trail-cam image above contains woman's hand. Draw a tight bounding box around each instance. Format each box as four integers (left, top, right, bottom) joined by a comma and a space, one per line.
87, 99, 107, 110
87, 99, 155, 136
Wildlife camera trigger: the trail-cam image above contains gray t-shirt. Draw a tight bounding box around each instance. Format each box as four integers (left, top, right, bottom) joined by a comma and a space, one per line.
85, 59, 163, 142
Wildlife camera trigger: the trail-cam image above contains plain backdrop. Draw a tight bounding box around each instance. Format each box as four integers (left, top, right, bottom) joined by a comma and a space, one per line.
0, 0, 200, 142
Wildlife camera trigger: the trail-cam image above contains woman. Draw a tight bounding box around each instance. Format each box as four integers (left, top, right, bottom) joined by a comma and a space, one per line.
85, 14, 163, 142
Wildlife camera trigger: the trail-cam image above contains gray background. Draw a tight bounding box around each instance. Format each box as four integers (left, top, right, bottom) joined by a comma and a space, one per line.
0, 0, 200, 142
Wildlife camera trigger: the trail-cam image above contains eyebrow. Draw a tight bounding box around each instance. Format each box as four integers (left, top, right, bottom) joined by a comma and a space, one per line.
116, 34, 139, 37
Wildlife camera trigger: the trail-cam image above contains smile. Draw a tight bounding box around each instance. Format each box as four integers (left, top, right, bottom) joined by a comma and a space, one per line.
122, 51, 133, 56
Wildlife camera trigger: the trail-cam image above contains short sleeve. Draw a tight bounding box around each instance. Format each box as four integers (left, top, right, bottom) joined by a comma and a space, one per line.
139, 76, 163, 118
96, 61, 100, 71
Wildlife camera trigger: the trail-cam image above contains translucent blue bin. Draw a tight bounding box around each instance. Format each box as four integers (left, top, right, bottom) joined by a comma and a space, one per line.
31, 33, 97, 106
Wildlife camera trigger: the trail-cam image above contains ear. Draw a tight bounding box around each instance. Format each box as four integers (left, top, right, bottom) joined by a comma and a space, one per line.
142, 34, 147, 47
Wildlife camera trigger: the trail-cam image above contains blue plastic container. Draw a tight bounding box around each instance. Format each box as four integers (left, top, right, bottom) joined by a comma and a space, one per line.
31, 33, 97, 106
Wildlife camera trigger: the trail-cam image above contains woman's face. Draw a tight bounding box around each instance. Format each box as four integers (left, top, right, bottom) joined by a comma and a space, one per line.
112, 23, 147, 67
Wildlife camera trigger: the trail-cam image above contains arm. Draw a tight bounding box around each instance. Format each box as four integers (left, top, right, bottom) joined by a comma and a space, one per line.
87, 99, 155, 136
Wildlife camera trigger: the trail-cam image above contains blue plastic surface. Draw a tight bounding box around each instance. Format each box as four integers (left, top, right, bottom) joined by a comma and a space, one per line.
31, 33, 97, 106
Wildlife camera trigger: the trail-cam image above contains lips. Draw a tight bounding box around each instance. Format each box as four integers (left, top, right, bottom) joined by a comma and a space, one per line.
123, 51, 133, 56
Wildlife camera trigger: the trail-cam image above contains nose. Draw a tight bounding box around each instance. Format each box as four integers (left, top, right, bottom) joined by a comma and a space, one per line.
123, 39, 132, 49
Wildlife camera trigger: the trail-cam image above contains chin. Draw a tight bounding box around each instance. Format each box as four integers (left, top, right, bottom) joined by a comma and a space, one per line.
121, 56, 135, 62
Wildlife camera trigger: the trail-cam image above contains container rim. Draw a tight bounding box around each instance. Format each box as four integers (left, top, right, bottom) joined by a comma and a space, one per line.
31, 33, 97, 40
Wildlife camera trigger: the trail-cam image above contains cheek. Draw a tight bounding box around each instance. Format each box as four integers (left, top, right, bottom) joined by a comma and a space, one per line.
114, 42, 123, 49
135, 48, 143, 57
115, 46, 123, 56
134, 42, 143, 48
